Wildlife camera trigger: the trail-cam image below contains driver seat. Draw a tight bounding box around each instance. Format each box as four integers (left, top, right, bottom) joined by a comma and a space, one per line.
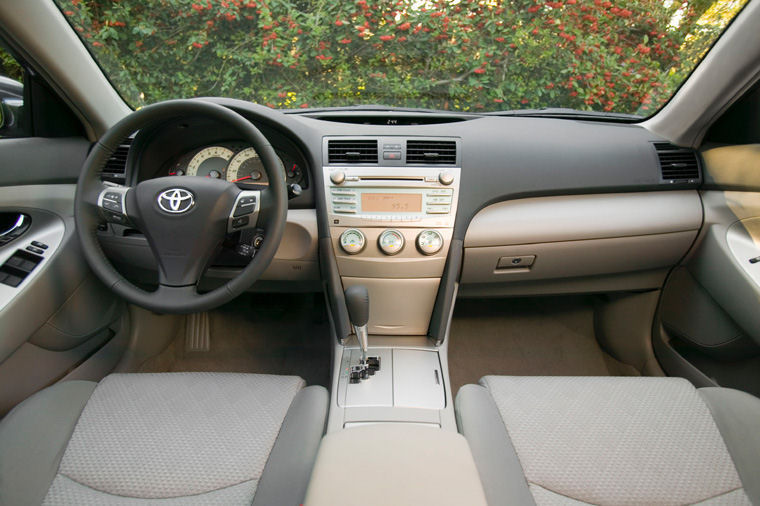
0, 372, 328, 505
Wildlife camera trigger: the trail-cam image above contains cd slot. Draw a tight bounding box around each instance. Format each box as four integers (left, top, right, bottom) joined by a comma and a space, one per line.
358, 176, 425, 182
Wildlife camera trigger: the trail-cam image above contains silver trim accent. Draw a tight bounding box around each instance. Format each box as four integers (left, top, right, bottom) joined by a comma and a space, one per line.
354, 323, 369, 362
96, 185, 131, 224
0, 214, 26, 237
227, 190, 261, 233
157, 188, 195, 214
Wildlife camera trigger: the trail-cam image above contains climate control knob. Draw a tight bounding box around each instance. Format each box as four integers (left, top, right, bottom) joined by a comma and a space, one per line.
416, 230, 444, 255
378, 229, 405, 256
339, 228, 366, 254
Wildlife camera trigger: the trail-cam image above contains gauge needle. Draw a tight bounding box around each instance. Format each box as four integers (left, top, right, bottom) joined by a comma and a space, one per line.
231, 175, 252, 182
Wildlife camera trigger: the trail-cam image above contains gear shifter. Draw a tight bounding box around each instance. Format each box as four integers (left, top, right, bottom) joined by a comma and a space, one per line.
344, 285, 380, 382
344, 285, 369, 361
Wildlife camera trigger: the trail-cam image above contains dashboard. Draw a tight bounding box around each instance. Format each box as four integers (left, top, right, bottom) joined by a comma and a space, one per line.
99, 101, 704, 342
160, 142, 307, 190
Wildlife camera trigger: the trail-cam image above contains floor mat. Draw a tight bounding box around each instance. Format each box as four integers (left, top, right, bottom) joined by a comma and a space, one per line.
448, 296, 639, 396
139, 293, 333, 388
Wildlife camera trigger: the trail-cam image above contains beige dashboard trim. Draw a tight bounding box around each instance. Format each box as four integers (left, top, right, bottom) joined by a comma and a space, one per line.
464, 191, 702, 248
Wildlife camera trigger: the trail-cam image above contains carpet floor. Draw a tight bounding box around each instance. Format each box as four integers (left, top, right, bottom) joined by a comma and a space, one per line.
448, 296, 639, 397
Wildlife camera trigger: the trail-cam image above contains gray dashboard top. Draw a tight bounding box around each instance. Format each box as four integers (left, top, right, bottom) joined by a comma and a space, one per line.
201, 99, 692, 241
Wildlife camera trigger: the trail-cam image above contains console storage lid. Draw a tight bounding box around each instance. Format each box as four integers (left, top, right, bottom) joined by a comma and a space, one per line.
304, 424, 487, 506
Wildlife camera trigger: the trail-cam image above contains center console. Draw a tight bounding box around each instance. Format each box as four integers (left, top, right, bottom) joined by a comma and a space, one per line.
323, 136, 460, 336
322, 137, 461, 431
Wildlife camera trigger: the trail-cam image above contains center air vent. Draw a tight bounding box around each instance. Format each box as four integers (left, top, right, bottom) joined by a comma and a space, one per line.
406, 140, 457, 165
101, 137, 133, 183
653, 142, 700, 182
328, 140, 378, 164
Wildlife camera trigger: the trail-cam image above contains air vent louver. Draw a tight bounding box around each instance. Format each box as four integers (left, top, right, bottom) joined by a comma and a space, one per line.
101, 137, 133, 183
406, 140, 457, 165
654, 142, 699, 182
328, 140, 378, 163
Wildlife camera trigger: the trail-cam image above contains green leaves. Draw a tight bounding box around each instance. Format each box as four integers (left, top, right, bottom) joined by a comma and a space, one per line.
54, 0, 747, 114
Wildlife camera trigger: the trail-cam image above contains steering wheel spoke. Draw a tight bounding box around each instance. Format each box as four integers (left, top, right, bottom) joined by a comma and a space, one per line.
96, 184, 136, 227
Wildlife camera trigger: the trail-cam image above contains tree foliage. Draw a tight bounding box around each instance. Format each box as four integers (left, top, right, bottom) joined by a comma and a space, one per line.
57, 0, 747, 114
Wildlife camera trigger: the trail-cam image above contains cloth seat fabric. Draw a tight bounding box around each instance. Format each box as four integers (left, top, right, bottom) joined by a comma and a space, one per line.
0, 372, 328, 506
456, 376, 760, 506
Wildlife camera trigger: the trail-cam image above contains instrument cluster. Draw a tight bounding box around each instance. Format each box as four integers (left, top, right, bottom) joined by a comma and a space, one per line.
164, 143, 307, 189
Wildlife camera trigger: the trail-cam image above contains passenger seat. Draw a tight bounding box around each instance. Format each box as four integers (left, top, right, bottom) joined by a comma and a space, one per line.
456, 376, 759, 505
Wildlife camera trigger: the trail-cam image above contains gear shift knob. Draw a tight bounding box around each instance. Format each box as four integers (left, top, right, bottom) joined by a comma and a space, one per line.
344, 285, 369, 360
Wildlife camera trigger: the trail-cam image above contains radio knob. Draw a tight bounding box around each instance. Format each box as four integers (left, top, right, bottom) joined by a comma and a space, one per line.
330, 171, 346, 185
339, 228, 365, 255
438, 171, 454, 185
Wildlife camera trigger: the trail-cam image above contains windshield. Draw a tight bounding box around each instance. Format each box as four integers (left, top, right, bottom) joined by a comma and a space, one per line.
55, 0, 747, 116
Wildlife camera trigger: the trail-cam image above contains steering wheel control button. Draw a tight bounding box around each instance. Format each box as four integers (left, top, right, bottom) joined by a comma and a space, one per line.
378, 229, 405, 255
233, 196, 257, 217
330, 171, 346, 185
157, 188, 195, 214
227, 190, 260, 233
98, 187, 132, 225
438, 171, 455, 185
231, 216, 250, 229
339, 229, 366, 255
416, 230, 444, 255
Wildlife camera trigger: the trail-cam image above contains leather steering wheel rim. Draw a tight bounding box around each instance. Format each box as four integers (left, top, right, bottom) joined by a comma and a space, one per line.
74, 99, 288, 314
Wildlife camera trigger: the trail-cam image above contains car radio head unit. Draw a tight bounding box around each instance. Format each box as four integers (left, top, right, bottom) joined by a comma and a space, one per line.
323, 166, 460, 228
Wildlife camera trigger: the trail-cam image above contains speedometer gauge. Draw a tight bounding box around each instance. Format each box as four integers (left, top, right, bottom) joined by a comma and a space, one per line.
187, 146, 233, 179
227, 147, 267, 184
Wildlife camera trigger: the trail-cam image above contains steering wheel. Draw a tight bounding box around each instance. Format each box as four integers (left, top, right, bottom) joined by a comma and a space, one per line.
74, 100, 288, 314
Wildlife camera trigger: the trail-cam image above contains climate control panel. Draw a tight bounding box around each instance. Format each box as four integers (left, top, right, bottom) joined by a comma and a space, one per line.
339, 228, 446, 257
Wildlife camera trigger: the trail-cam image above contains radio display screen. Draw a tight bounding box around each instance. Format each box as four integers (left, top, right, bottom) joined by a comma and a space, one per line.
361, 193, 422, 213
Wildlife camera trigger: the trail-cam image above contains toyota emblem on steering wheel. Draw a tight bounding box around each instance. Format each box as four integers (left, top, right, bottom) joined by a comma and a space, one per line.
157, 188, 195, 214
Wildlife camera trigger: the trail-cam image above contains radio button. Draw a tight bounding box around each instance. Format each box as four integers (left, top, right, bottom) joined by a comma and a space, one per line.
428, 189, 454, 196
426, 205, 451, 214
333, 204, 357, 213
428, 196, 452, 205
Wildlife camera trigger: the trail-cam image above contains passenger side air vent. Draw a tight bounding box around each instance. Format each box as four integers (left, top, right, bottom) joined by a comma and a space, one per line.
101, 137, 133, 183
653, 142, 700, 182
406, 140, 457, 165
327, 140, 378, 164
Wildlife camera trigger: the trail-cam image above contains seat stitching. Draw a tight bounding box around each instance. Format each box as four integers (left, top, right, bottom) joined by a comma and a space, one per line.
55, 472, 258, 499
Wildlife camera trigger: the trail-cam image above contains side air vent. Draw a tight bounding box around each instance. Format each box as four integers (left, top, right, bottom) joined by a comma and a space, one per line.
653, 142, 700, 182
101, 137, 133, 183
327, 140, 378, 164
406, 140, 457, 165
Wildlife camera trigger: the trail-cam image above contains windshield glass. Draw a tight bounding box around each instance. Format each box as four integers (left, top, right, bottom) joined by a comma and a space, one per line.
55, 0, 747, 116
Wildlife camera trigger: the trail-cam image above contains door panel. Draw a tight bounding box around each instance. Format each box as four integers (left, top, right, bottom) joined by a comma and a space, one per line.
0, 138, 127, 416
657, 145, 760, 396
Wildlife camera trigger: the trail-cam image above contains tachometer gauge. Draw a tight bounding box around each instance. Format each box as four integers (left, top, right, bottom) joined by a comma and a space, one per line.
186, 146, 234, 179
227, 147, 268, 185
